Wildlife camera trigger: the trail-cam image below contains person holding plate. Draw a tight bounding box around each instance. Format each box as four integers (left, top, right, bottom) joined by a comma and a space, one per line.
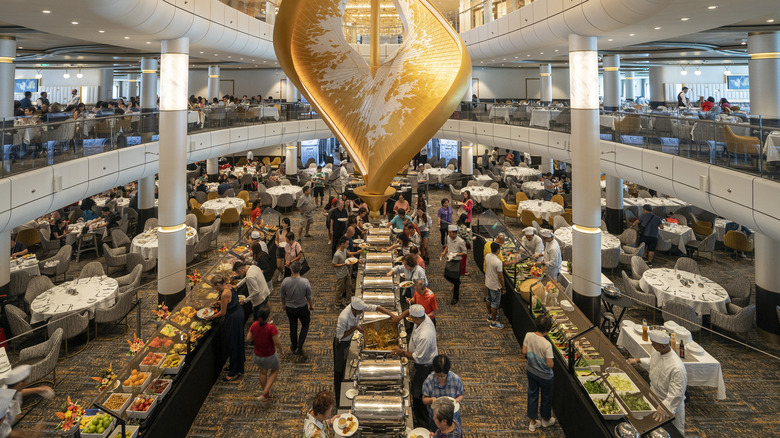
303, 390, 338, 438
422, 355, 464, 433
333, 237, 361, 305
386, 254, 428, 299
441, 225, 467, 305
207, 274, 245, 381
393, 304, 438, 428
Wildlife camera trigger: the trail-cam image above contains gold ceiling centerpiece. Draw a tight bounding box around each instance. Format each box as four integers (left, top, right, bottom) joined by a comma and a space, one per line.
274, 0, 471, 214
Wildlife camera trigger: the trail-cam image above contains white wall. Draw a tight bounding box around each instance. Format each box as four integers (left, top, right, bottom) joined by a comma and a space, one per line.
471, 67, 570, 100
189, 68, 293, 100
14, 68, 106, 104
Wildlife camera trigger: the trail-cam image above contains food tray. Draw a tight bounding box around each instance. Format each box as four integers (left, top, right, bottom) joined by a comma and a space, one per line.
108, 425, 139, 438
589, 394, 626, 420
101, 393, 132, 415
605, 372, 640, 394
121, 372, 152, 393
619, 392, 655, 418
148, 378, 173, 400
161, 354, 186, 375
80, 413, 116, 438
127, 394, 158, 419
578, 376, 609, 395
139, 353, 165, 372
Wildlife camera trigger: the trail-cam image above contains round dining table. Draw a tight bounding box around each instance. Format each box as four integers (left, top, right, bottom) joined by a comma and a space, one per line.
517, 200, 564, 221
424, 168, 453, 184
521, 181, 545, 199
29, 276, 119, 324
460, 186, 498, 204
201, 197, 246, 216
554, 227, 620, 252
266, 185, 303, 208
302, 167, 333, 179
131, 226, 199, 259
502, 166, 541, 182
639, 268, 730, 316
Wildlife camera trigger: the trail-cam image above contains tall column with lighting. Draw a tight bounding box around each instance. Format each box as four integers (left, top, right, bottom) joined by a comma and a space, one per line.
157, 37, 189, 306
139, 58, 158, 229
206, 158, 219, 182
756, 234, 780, 343
648, 66, 664, 109
100, 68, 113, 101
604, 176, 623, 234
603, 55, 620, 111
207, 65, 220, 101
483, 0, 492, 24
748, 32, 780, 126
0, 36, 15, 298
540, 64, 552, 105
128, 74, 138, 98
569, 35, 602, 324
625, 74, 636, 101
461, 143, 473, 175
285, 143, 298, 176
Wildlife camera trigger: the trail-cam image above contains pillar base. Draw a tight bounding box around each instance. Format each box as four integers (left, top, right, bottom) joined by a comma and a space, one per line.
573, 291, 601, 326
604, 207, 624, 235
756, 284, 780, 343
0, 282, 8, 296
603, 106, 619, 112
207, 173, 219, 183
159, 289, 186, 309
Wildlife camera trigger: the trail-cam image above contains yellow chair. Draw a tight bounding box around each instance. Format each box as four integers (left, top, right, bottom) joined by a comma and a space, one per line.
237, 190, 250, 204
722, 125, 761, 159
550, 194, 564, 207
561, 211, 573, 225
262, 157, 271, 166
501, 199, 519, 224
515, 192, 529, 204
241, 205, 252, 219
189, 198, 202, 211
207, 192, 219, 201
521, 210, 543, 228
270, 157, 282, 168
614, 113, 641, 135
16, 228, 41, 248
221, 208, 240, 229
236, 157, 248, 167
724, 231, 753, 259
689, 214, 713, 237
192, 208, 216, 226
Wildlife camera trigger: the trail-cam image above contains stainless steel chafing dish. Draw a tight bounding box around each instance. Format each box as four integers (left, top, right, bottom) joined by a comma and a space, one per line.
360, 312, 400, 353
362, 277, 394, 290
352, 395, 406, 427
365, 252, 393, 263
364, 262, 392, 275
368, 227, 392, 236
361, 290, 396, 307
366, 235, 391, 246
355, 357, 405, 387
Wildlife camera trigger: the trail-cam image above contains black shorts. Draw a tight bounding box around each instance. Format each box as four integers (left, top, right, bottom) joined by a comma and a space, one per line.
313, 186, 324, 197
642, 235, 658, 252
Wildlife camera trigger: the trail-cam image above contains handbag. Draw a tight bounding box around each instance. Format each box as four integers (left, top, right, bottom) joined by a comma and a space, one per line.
299, 252, 311, 276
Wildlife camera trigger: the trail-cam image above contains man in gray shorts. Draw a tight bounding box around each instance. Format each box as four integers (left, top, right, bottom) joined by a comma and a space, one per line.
297, 186, 315, 238
484, 242, 505, 329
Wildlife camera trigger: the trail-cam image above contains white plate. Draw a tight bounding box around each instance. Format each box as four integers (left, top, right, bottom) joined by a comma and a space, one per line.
442, 396, 461, 413
238, 295, 246, 302
333, 413, 359, 436
196, 308, 214, 319
399, 281, 413, 288
337, 217, 348, 222
352, 239, 364, 244
345, 257, 358, 265
408, 427, 431, 438
633, 325, 643, 335
663, 321, 679, 331
345, 388, 357, 400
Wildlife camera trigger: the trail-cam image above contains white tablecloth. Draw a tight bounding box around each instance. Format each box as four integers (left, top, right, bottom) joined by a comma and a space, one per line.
517, 200, 563, 221
599, 114, 623, 129
617, 323, 726, 400
554, 227, 620, 252
488, 106, 516, 123
206, 183, 220, 193
529, 109, 562, 129
302, 167, 333, 179
658, 221, 696, 252
201, 197, 247, 216
623, 197, 688, 209
521, 181, 545, 199
221, 167, 257, 178
131, 226, 198, 259
459, 186, 497, 204
713, 218, 751, 242
473, 175, 493, 185
502, 166, 540, 183
29, 276, 119, 324
266, 186, 303, 208
424, 168, 453, 184
765, 131, 780, 163
640, 268, 730, 316
251, 107, 280, 121
10, 256, 40, 276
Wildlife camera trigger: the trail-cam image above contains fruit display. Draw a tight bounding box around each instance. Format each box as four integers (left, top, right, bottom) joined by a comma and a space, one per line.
622, 392, 652, 412
583, 380, 608, 394
81, 413, 113, 436
190, 321, 211, 333
92, 363, 118, 392
122, 370, 149, 390
108, 426, 139, 438
149, 336, 173, 348
149, 379, 171, 396
103, 393, 131, 412
169, 313, 191, 326
128, 395, 157, 418
140, 352, 165, 369
161, 354, 183, 369
159, 324, 180, 338
179, 306, 197, 318
170, 343, 189, 355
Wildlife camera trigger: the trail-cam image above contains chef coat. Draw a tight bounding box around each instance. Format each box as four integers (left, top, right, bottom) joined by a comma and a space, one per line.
520, 235, 544, 257
335, 304, 378, 342
542, 239, 562, 280
641, 350, 688, 436
408, 315, 438, 365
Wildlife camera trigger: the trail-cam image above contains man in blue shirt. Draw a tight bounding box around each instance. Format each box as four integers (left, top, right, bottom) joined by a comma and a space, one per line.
422, 354, 464, 432
19, 92, 32, 110
633, 204, 664, 265
217, 180, 231, 196
389, 208, 412, 230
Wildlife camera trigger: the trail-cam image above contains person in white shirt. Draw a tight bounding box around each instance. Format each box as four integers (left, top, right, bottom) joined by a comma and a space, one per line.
67, 89, 80, 106
387, 254, 428, 299
393, 304, 438, 428
441, 225, 467, 305
484, 242, 505, 329
519, 227, 544, 258
246, 149, 254, 162
628, 330, 688, 436
333, 297, 399, 394
303, 390, 338, 438
234, 261, 271, 321
534, 229, 561, 281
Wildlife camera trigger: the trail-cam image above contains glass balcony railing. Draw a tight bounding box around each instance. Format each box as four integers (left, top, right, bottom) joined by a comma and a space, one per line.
458, 0, 530, 32
218, 0, 279, 24
454, 101, 779, 180
0, 103, 319, 178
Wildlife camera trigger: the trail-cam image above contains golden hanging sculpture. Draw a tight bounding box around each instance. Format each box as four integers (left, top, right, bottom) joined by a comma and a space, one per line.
274, 0, 471, 214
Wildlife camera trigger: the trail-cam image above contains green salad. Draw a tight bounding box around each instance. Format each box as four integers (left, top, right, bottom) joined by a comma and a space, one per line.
583, 380, 608, 394
607, 374, 636, 392
622, 392, 652, 411
595, 398, 622, 415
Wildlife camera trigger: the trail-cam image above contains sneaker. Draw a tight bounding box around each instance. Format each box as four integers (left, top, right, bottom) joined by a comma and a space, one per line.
541, 417, 557, 427
529, 420, 541, 432
492, 321, 505, 329
450, 298, 459, 305
305, 234, 313, 237
489, 321, 499, 329
486, 318, 493, 323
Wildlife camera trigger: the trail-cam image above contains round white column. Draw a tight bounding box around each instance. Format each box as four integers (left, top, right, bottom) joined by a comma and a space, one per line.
569, 34, 602, 324
540, 64, 552, 105
100, 68, 114, 101
649, 66, 664, 109
285, 144, 298, 175
603, 55, 620, 111
0, 36, 16, 120
266, 0, 276, 25
755, 233, 780, 343
207, 65, 220, 101
157, 37, 189, 307
483, 0, 492, 23
625, 75, 636, 101
139, 58, 159, 229
604, 175, 624, 234
540, 158, 554, 174
128, 74, 138, 98
461, 143, 473, 175
206, 157, 219, 182
748, 32, 780, 123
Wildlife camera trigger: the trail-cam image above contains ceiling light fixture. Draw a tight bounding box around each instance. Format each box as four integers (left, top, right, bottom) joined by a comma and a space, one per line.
608, 38, 614, 42
63, 70, 70, 79
707, 5, 717, 9
98, 30, 105, 33
654, 27, 661, 30
146, 41, 151, 44
629, 33, 635, 36
42, 10, 50, 13
681, 17, 690, 21
76, 69, 83, 79
724, 67, 731, 75
124, 36, 130, 39
71, 21, 78, 25
694, 67, 701, 75
768, 19, 776, 23
680, 65, 688, 75
554, 49, 559, 52
34, 70, 42, 79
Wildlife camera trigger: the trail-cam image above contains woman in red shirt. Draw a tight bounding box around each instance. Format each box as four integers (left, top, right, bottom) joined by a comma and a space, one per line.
406, 279, 438, 326
460, 190, 473, 226
246, 306, 282, 401
249, 200, 262, 224
701, 97, 716, 111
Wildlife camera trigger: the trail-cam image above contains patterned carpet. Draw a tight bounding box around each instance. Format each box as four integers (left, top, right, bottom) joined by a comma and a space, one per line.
12, 188, 780, 438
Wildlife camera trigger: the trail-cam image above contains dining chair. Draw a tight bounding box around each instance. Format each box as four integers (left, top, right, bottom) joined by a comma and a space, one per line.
630, 256, 649, 280
208, 192, 220, 201
722, 278, 751, 307
94, 290, 136, 340
144, 217, 159, 231
710, 304, 756, 337
79, 261, 106, 279
193, 208, 216, 227
662, 301, 703, 337
47, 311, 90, 357
674, 257, 701, 275
38, 245, 72, 283
19, 328, 63, 385
25, 276, 55, 312
723, 231, 753, 260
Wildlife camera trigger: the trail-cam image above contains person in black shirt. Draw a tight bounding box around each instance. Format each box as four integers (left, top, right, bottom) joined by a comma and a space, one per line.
329, 199, 349, 255
631, 204, 664, 265
10, 239, 28, 258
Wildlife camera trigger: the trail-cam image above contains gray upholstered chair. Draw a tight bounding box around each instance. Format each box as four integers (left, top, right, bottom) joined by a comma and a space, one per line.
94, 290, 136, 339
662, 300, 702, 334
276, 193, 295, 212
674, 257, 701, 275
210, 219, 221, 248
47, 311, 90, 356
8, 271, 31, 307
685, 231, 717, 262
185, 242, 197, 264
5, 304, 33, 338
116, 265, 143, 296
600, 220, 608, 232
103, 244, 128, 275
111, 229, 132, 253
617, 228, 637, 247
602, 246, 621, 272
710, 304, 755, 335
630, 255, 649, 280
620, 243, 645, 267
621, 271, 657, 321
25, 276, 55, 310
723, 278, 751, 307
38, 245, 72, 282
194, 191, 208, 204
38, 229, 61, 257
79, 261, 106, 279
127, 252, 156, 273
669, 214, 688, 226
482, 194, 502, 212
655, 234, 673, 256
185, 213, 198, 230
553, 215, 570, 231
194, 230, 213, 259
19, 328, 63, 384
259, 191, 274, 207
144, 217, 158, 231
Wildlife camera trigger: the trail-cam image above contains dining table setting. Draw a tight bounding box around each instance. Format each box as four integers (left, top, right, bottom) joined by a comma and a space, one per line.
658, 220, 696, 253
639, 268, 730, 316
131, 226, 198, 259
516, 200, 564, 221
29, 276, 119, 324
200, 197, 247, 216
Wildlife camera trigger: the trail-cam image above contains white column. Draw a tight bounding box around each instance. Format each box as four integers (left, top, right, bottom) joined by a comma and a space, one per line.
604, 175, 624, 234
286, 82, 299, 103
540, 158, 554, 174
99, 68, 114, 101
265, 0, 276, 25
285, 144, 298, 175
625, 75, 636, 101
128, 74, 138, 98
483, 0, 492, 24
603, 55, 620, 111
755, 234, 780, 343
0, 36, 15, 120
748, 32, 780, 121
540, 64, 552, 105
465, 75, 473, 102
140, 58, 158, 113
206, 158, 219, 182
207, 65, 220, 101
157, 37, 189, 306
138, 177, 156, 212
569, 34, 602, 324
649, 66, 664, 109
461, 143, 473, 175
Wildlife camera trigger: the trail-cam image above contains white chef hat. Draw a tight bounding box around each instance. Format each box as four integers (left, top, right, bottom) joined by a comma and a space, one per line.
4, 365, 30, 386
409, 304, 425, 318
539, 229, 553, 238
447, 225, 458, 232
523, 227, 535, 235
351, 297, 367, 311
0, 388, 15, 419
648, 330, 670, 344
250, 231, 261, 239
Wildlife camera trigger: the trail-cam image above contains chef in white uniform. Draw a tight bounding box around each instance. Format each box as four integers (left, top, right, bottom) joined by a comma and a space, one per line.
628, 330, 688, 436
393, 304, 438, 428
0, 388, 17, 438
534, 229, 561, 281
0, 365, 53, 437
519, 227, 544, 258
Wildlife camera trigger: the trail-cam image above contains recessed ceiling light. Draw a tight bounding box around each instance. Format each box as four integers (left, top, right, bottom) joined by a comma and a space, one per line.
527, 54, 531, 57
42, 10, 50, 13
555, 49, 559, 52
741, 41, 746, 45
199, 51, 204, 54
227, 56, 231, 58
71, 21, 78, 25
98, 30, 105, 33
629, 33, 635, 36
654, 27, 661, 30
767, 19, 776, 23
214, 54, 218, 56
608, 38, 614, 42
707, 5, 717, 9
503, 58, 506, 60
124, 36, 130, 39
540, 52, 544, 55
515, 56, 518, 58
146, 41, 151, 44
17, 46, 22, 49
681, 17, 690, 21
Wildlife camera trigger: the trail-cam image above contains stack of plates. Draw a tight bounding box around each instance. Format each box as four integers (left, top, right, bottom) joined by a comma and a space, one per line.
686, 341, 705, 355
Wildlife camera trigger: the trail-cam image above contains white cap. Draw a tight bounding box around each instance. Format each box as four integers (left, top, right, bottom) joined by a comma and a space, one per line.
0, 388, 15, 419
409, 304, 425, 318
351, 297, 366, 311
648, 330, 670, 344
4, 365, 30, 386
251, 231, 261, 239
539, 229, 553, 238
523, 227, 535, 236
447, 225, 458, 232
